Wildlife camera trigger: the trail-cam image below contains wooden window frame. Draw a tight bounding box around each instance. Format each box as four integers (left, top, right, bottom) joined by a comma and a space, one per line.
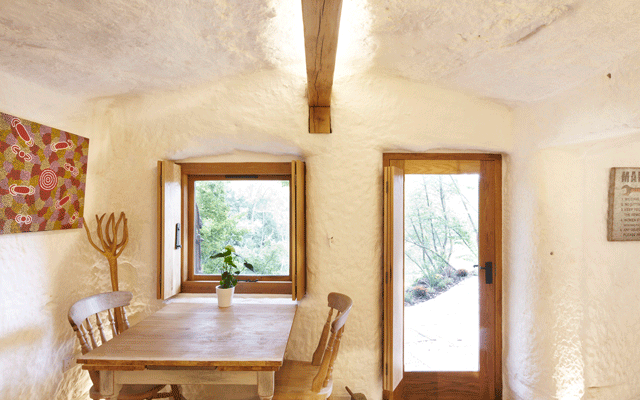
158, 161, 306, 299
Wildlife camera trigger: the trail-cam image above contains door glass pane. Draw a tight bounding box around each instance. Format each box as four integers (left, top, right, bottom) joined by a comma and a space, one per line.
194, 180, 290, 276
404, 174, 479, 372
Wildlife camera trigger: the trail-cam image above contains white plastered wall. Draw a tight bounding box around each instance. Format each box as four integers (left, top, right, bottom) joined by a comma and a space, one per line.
4, 49, 640, 399
0, 69, 511, 400
505, 51, 640, 400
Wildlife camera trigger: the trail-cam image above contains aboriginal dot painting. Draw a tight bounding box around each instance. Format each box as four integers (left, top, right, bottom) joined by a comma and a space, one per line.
0, 113, 89, 234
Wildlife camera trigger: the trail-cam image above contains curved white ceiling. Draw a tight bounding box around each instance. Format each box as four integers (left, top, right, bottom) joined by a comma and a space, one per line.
1, 0, 638, 105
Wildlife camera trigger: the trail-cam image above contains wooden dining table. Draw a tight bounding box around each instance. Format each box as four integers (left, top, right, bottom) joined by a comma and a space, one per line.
77, 301, 298, 400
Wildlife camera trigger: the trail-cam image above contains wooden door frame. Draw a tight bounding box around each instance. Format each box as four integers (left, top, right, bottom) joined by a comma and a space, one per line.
382, 152, 502, 399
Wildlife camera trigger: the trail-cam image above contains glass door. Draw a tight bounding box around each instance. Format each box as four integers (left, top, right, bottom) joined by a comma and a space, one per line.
383, 154, 502, 400
404, 173, 479, 373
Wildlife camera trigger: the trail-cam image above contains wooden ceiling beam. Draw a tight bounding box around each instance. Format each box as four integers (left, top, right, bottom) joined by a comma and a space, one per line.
302, 0, 343, 133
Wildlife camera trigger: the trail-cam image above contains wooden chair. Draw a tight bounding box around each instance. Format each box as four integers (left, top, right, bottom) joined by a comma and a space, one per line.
68, 291, 184, 400
273, 292, 353, 399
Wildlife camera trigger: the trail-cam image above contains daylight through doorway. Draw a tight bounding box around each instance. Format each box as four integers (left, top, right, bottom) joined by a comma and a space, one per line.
403, 174, 479, 372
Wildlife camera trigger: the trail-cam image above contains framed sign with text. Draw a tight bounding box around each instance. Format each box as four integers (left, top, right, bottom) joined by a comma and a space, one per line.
608, 167, 640, 241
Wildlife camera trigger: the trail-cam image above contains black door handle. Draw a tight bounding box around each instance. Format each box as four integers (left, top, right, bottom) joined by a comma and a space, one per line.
480, 262, 493, 284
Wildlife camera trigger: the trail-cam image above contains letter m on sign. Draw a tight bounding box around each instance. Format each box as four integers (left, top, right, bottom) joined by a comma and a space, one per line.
622, 171, 630, 182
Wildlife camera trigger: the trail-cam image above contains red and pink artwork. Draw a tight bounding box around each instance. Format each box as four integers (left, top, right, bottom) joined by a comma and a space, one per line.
1, 113, 89, 234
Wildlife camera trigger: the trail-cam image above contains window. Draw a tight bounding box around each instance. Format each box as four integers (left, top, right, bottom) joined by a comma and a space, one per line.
158, 161, 306, 300
192, 179, 290, 276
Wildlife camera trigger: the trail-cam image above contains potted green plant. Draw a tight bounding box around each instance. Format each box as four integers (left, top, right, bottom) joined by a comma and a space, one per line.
210, 245, 254, 307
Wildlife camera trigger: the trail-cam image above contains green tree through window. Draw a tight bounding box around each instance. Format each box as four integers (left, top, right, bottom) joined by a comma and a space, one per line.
194, 180, 290, 276
405, 174, 479, 288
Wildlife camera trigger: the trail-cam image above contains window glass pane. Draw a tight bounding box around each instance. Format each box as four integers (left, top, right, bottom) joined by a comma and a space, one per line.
194, 180, 290, 276
404, 174, 480, 372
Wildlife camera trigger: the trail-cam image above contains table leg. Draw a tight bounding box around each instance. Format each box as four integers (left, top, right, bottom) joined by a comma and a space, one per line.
257, 371, 274, 400
99, 370, 122, 400
108, 384, 122, 400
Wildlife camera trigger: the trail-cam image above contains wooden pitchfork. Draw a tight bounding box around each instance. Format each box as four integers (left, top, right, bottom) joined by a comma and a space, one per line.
84, 212, 129, 330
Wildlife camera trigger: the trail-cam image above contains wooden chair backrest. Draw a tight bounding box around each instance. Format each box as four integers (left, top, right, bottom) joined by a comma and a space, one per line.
68, 291, 133, 385
310, 292, 353, 393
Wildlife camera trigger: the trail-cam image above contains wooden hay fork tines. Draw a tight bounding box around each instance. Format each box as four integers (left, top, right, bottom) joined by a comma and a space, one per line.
84, 212, 129, 331
84, 212, 129, 292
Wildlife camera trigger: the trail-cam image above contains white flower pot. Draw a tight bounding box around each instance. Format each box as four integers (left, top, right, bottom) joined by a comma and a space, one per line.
216, 285, 235, 308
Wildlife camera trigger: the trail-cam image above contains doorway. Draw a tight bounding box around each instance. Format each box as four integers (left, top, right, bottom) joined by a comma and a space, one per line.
383, 153, 502, 400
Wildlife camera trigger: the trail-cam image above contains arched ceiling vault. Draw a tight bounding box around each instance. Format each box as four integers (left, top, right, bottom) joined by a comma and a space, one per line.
1, 0, 639, 128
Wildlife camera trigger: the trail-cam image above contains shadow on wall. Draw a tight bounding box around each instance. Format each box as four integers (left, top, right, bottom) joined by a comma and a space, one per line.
0, 327, 45, 350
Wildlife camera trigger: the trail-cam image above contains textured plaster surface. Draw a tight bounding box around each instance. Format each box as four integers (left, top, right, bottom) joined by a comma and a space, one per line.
505, 51, 640, 400
1, 0, 640, 105
369, 0, 640, 104
0, 70, 510, 399
1, 1, 640, 399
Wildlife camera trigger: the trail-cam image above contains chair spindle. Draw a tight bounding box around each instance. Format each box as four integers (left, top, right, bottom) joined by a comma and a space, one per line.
96, 312, 108, 344
75, 324, 92, 354
323, 327, 344, 388
84, 319, 99, 350
120, 307, 131, 330
107, 308, 117, 336
312, 309, 333, 366
312, 329, 338, 392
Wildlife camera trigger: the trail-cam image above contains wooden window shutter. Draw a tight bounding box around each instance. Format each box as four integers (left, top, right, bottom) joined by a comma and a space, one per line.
382, 165, 404, 398
291, 160, 306, 300
157, 160, 183, 300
